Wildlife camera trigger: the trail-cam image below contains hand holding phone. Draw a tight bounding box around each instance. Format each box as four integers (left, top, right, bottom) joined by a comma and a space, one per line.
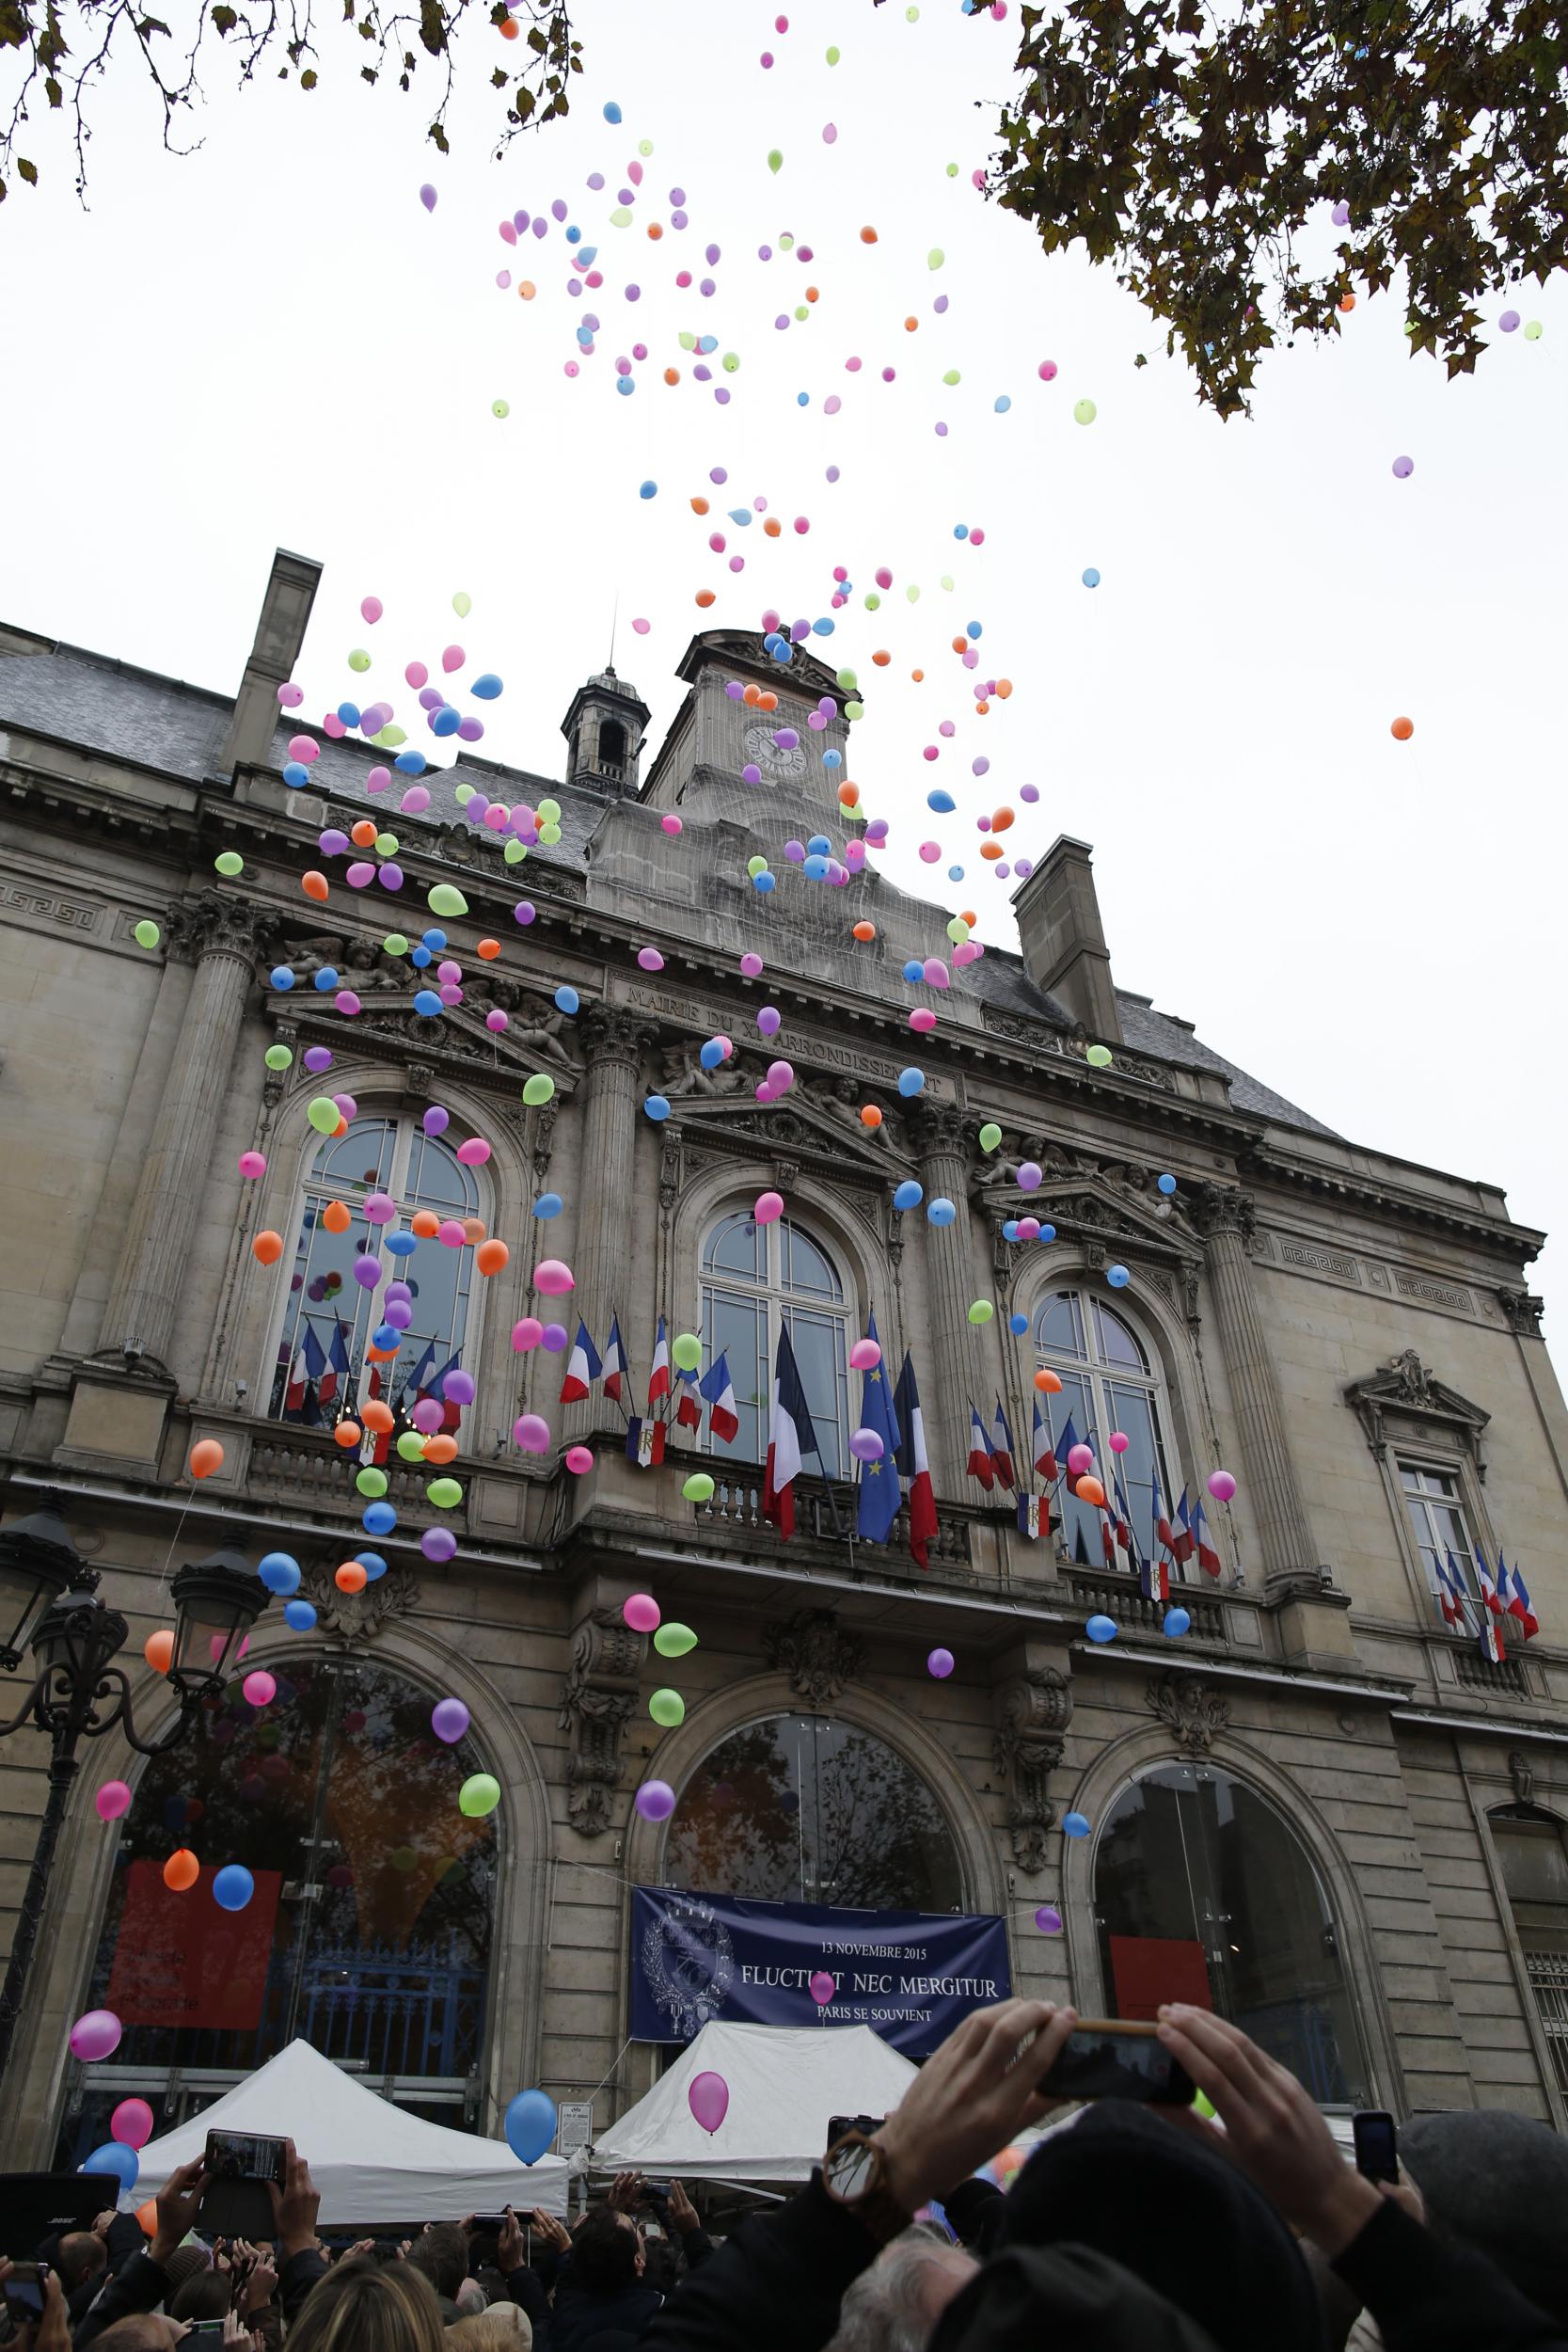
1036, 2019, 1196, 2106
1352, 2110, 1399, 2185
3, 2262, 50, 2325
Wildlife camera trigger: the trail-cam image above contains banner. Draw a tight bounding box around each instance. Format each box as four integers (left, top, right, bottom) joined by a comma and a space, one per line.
631, 1885, 1011, 2058
106, 1861, 280, 2030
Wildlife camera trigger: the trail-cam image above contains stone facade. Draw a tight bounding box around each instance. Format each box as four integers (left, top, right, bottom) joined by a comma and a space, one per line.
2, 553, 1567, 2153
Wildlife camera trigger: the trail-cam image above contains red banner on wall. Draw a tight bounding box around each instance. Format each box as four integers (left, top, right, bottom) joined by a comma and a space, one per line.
106, 1863, 282, 2030
1108, 1933, 1212, 2022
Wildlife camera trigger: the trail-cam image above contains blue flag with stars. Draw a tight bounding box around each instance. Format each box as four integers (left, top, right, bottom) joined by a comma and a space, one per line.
856, 1312, 903, 1545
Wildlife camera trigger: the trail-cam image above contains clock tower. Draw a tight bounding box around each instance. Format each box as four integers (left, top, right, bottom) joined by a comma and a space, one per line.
639, 628, 855, 828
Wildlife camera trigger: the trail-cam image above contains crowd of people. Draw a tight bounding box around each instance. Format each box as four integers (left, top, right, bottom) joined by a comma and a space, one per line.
5, 2003, 1566, 2352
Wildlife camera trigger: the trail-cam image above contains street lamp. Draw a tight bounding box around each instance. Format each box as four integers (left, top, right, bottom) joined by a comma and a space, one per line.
0, 1498, 271, 2082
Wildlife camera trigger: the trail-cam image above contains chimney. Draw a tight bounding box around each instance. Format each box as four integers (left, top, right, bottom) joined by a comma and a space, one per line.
1013, 834, 1123, 1042
220, 548, 322, 775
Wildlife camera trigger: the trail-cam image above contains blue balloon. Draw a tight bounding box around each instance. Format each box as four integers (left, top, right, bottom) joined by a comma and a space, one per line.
1082, 567, 1101, 589
270, 966, 295, 991
84, 2143, 138, 2192
966, 620, 982, 640
954, 522, 970, 540
1003, 1219, 1020, 1242
362, 1501, 397, 1535
823, 749, 842, 768
1106, 1264, 1131, 1289
753, 871, 776, 893
1037, 1223, 1057, 1245
640, 481, 658, 500
1164, 1608, 1192, 1640
1157, 1173, 1177, 1196
927, 1198, 957, 1227
807, 835, 832, 855
700, 1040, 724, 1070
422, 930, 448, 949
395, 749, 428, 775
565, 224, 581, 243
282, 761, 309, 787
1085, 1613, 1117, 1644
603, 99, 622, 121
797, 392, 810, 406
802, 855, 829, 881
1009, 1312, 1029, 1336
948, 866, 965, 882
812, 617, 835, 636
615, 376, 635, 397
356, 1551, 388, 1581
213, 1865, 256, 1913
337, 702, 361, 728
471, 674, 504, 700
554, 985, 580, 1015
897, 1067, 926, 1097
259, 1551, 301, 1597
893, 1181, 924, 1213
386, 1230, 419, 1256
644, 1095, 672, 1122
372, 1323, 399, 1350
313, 967, 340, 992
284, 1598, 318, 1631
994, 394, 1012, 413
902, 960, 925, 983
433, 706, 462, 737
414, 990, 443, 1017
504, 2087, 558, 2165
577, 247, 597, 267
728, 509, 753, 527
410, 945, 433, 969
533, 1192, 563, 1219
927, 789, 956, 813
1062, 1811, 1091, 1839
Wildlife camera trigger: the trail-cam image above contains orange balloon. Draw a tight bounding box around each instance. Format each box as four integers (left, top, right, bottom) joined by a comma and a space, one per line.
904, 315, 918, 332
1338, 292, 1356, 310
460, 1216, 485, 1246
695, 590, 716, 608
145, 1629, 174, 1674
763, 517, 782, 538
322, 1200, 352, 1233
330, 1117, 347, 1137
335, 1562, 368, 1594
976, 700, 990, 715
366, 1343, 399, 1362
1035, 1368, 1064, 1395
361, 1399, 395, 1435
350, 819, 378, 849
476, 1239, 510, 1276
838, 784, 861, 809
664, 367, 680, 385
860, 1104, 883, 1129
646, 221, 663, 240
872, 649, 891, 666
252, 1231, 284, 1266
301, 871, 329, 902
995, 679, 1012, 700
951, 636, 969, 656
805, 286, 818, 304
135, 2202, 157, 2237
991, 806, 1014, 833
911, 668, 926, 683
1390, 716, 1414, 740
517, 280, 536, 300
960, 910, 977, 928
860, 225, 879, 243
742, 683, 761, 706
333, 1419, 363, 1450
852, 921, 876, 943
477, 938, 501, 961
690, 496, 710, 515
981, 842, 1004, 862
757, 692, 779, 711
189, 1438, 225, 1480
164, 1848, 199, 1892
1075, 1475, 1106, 1507
411, 1209, 441, 1238
422, 1434, 459, 1465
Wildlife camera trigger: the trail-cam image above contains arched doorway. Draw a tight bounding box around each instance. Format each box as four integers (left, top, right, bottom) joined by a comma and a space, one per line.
1490, 1803, 1568, 2099
54, 1654, 500, 2163
1093, 1758, 1368, 2104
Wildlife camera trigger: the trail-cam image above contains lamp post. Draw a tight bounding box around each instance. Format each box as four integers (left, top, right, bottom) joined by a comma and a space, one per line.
0, 1495, 270, 2083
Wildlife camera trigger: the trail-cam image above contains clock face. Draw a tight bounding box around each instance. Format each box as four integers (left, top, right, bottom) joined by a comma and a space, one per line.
743, 721, 806, 777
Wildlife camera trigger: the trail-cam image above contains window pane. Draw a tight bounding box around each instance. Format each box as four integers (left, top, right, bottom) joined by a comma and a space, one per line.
784, 1308, 847, 1479
1094, 1303, 1148, 1373
703, 1290, 764, 1463
1037, 1292, 1086, 1359
271, 1206, 378, 1423
1105, 1383, 1162, 1567
388, 1239, 473, 1408
704, 1213, 765, 1281
781, 1220, 842, 1300
1399, 1467, 1422, 1494
407, 1133, 479, 1215
312, 1121, 396, 1195
1050, 1371, 1098, 1563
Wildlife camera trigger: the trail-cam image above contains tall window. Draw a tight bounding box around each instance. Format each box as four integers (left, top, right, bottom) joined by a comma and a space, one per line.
1035, 1290, 1181, 1569
55, 1657, 499, 2161
268, 1118, 480, 1425
664, 1714, 963, 1911
1095, 1760, 1368, 2106
700, 1211, 851, 1478
1401, 1463, 1480, 1603
1490, 1805, 1568, 2099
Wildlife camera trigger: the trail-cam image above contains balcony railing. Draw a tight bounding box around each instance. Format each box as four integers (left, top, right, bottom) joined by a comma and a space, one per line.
247, 1432, 454, 1526
1066, 1563, 1228, 1644
1453, 1646, 1529, 1696
692, 1471, 974, 1569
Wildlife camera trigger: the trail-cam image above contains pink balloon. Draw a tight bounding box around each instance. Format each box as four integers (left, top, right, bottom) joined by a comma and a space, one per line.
404, 661, 429, 689
565, 1445, 594, 1475
360, 596, 383, 624
624, 1592, 661, 1633
689, 2070, 730, 2135
767, 1060, 794, 1092
442, 645, 465, 675
1108, 1431, 1130, 1454
533, 1259, 575, 1295
237, 1151, 266, 1180
740, 953, 764, 977
910, 1008, 937, 1033
754, 1190, 784, 1225
809, 1971, 835, 2006
1067, 1443, 1094, 1475
70, 2009, 123, 2062
514, 1413, 551, 1453
96, 1779, 132, 1822
111, 2097, 155, 2149
848, 1338, 881, 1371
513, 1317, 545, 1352
1208, 1470, 1237, 1502
242, 1670, 277, 1708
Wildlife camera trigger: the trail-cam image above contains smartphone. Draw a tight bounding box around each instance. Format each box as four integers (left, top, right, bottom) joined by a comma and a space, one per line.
640, 2184, 670, 2210
199, 2132, 289, 2239
466, 2216, 513, 2233
1353, 2109, 1400, 2184
1036, 2019, 1197, 2105
827, 2114, 884, 2150
182, 2324, 229, 2342
4, 2264, 48, 2324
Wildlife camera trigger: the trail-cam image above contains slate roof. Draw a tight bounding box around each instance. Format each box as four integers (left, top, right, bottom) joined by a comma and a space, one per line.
0, 628, 1334, 1136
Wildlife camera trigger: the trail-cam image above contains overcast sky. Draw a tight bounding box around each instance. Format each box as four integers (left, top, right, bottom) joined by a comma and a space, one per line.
5, 0, 1564, 1323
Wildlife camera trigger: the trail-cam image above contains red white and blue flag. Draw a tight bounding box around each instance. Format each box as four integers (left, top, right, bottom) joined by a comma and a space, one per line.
1435, 1549, 1467, 1630
893, 1353, 938, 1571
762, 1325, 820, 1543
990, 1398, 1018, 1492
1506, 1560, 1540, 1640
1192, 1498, 1222, 1578
602, 1315, 626, 1404
648, 1316, 671, 1406
560, 1321, 603, 1406
1032, 1396, 1058, 1484
700, 1350, 740, 1444
1171, 1488, 1196, 1566
626, 1417, 666, 1469
319, 1318, 351, 1409
967, 1401, 997, 1492
1477, 1539, 1506, 1615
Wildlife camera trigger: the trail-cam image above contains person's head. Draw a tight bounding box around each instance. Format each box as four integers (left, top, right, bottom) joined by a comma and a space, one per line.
162, 2249, 214, 2295
473, 2269, 507, 2305
170, 2272, 232, 2323
932, 2244, 1222, 2352
454, 2279, 488, 2316
288, 2258, 446, 2352
638, 2237, 680, 2298
55, 2232, 108, 2294
825, 2228, 976, 2352
93, 2320, 186, 2352
569, 2209, 643, 2294
1400, 2108, 1568, 2326
445, 2310, 531, 2352
406, 2224, 471, 2304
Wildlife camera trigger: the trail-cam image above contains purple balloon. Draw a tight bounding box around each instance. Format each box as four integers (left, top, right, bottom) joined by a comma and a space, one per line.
689, 2070, 729, 2135
69, 2009, 123, 2063
757, 1006, 782, 1037
352, 1255, 383, 1289
423, 1105, 450, 1137
420, 183, 437, 213
432, 1697, 471, 1744
319, 829, 350, 857
411, 1397, 444, 1434
421, 1526, 457, 1563
1392, 454, 1414, 478
1017, 1161, 1042, 1192
303, 1046, 333, 1073
377, 863, 404, 892
849, 1427, 884, 1464
1034, 1905, 1064, 1935
636, 1779, 676, 1822
543, 1323, 569, 1352
927, 1647, 955, 1679
443, 1367, 477, 1406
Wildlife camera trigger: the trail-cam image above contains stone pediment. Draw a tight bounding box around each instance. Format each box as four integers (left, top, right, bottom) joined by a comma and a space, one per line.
974, 1151, 1199, 1262
266, 987, 583, 1097
665, 1081, 911, 1182
1345, 1349, 1490, 1454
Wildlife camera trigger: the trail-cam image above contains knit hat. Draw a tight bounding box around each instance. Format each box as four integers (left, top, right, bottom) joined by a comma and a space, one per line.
161, 2247, 214, 2292
933, 2244, 1223, 2352
997, 2101, 1321, 2352
1401, 2108, 1568, 2326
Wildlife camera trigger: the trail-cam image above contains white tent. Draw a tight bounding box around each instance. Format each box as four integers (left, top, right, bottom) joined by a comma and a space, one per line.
135, 2038, 569, 2221
592, 2020, 920, 2184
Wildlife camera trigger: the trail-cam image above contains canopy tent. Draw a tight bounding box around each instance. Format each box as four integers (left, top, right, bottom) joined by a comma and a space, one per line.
591, 2020, 920, 2184
135, 2038, 569, 2222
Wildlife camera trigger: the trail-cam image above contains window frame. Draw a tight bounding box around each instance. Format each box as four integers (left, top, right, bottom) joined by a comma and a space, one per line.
1033, 1285, 1186, 1576
699, 1208, 853, 1478
1398, 1459, 1482, 1607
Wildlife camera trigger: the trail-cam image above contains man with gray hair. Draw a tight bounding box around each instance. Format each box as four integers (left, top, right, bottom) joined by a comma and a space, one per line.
822, 2228, 974, 2352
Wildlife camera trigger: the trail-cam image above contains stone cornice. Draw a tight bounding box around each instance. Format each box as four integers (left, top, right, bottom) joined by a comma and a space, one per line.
1244, 1141, 1544, 1264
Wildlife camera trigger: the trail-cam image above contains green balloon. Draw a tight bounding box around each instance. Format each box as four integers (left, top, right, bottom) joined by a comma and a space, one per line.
682, 1472, 715, 1503
307, 1095, 341, 1134
376, 724, 407, 748
610, 205, 634, 228
863, 592, 881, 611
722, 353, 740, 374
452, 591, 472, 618
747, 855, 768, 880
946, 160, 958, 177
374, 833, 398, 858
906, 584, 921, 603
654, 1622, 698, 1659
941, 574, 955, 591
672, 1330, 703, 1374
396, 1431, 426, 1462
1085, 1043, 1114, 1068
356, 1467, 388, 1497
348, 649, 371, 672
459, 1772, 500, 1818
836, 668, 858, 690
427, 883, 468, 918
454, 783, 475, 805
928, 248, 944, 271
264, 1045, 293, 1072
649, 1688, 687, 1727
968, 1299, 995, 1325
383, 933, 409, 956
1525, 319, 1544, 340
427, 1476, 464, 1509
492, 399, 511, 419
539, 823, 562, 847
522, 1073, 556, 1107
134, 919, 161, 950
978, 1122, 1003, 1153
504, 838, 528, 864
767, 148, 784, 174
1074, 398, 1098, 425
826, 42, 839, 61
942, 369, 960, 386
537, 799, 562, 823
214, 851, 245, 877
946, 917, 970, 944
845, 699, 865, 721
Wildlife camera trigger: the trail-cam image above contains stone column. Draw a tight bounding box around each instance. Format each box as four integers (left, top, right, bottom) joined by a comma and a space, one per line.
909, 1102, 980, 1495
572, 1009, 654, 1359
99, 895, 274, 1371
1194, 1184, 1315, 1580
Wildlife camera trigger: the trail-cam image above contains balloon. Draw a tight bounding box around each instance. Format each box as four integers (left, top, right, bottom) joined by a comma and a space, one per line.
809, 1970, 836, 2006
1106, 1264, 1131, 1288
427, 1477, 464, 1509
1067, 1443, 1094, 1475
682, 1473, 715, 1503
1075, 1476, 1106, 1507
419, 183, 437, 211
1085, 1613, 1117, 1644
644, 1095, 672, 1121
967, 1300, 993, 1325
1390, 716, 1414, 740
927, 1198, 956, 1227
636, 1779, 676, 1821
927, 1647, 955, 1678
504, 2088, 558, 2164
213, 1865, 255, 1912
1073, 398, 1097, 424
689, 2071, 730, 2135
188, 1438, 225, 1480
242, 1671, 277, 1708
893, 1181, 924, 1212
459, 1773, 501, 1818
70, 2009, 123, 2061
1164, 1608, 1192, 1639
849, 1427, 884, 1464
514, 1415, 550, 1453
672, 1330, 704, 1373
534, 1259, 575, 1295
96, 1779, 132, 1822
849, 1338, 881, 1371
625, 1593, 661, 1632
654, 1622, 697, 1657
214, 851, 244, 877
978, 1122, 1002, 1152
1208, 1470, 1237, 1502
649, 1688, 687, 1726
111, 2098, 155, 2150
523, 1073, 556, 1106
83, 2142, 138, 2191
754, 1190, 784, 1225
164, 1849, 199, 1892
144, 1630, 173, 1673
1082, 567, 1101, 589
336, 1562, 368, 1594
252, 1232, 283, 1266
134, 920, 161, 950
897, 1066, 925, 1096
1063, 1811, 1091, 1837
1086, 1045, 1114, 1069
1157, 1173, 1178, 1196
1108, 1431, 1130, 1454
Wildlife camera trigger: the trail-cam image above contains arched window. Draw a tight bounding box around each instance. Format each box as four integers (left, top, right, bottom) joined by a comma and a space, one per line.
665, 1714, 963, 1911
1094, 1760, 1368, 2105
54, 1656, 500, 2161
700, 1211, 852, 1477
1036, 1288, 1183, 1570
598, 719, 627, 773
267, 1117, 481, 1427
1489, 1804, 1568, 2098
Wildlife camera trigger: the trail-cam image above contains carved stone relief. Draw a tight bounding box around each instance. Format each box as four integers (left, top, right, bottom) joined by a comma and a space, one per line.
762, 1609, 866, 1708
559, 1605, 648, 1837
298, 1556, 420, 1642
1145, 1672, 1230, 1753
990, 1667, 1073, 1872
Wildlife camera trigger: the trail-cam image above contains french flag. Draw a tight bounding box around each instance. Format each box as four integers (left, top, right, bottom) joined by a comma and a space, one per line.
893, 1353, 938, 1571
560, 1320, 603, 1405
990, 1399, 1018, 1492
602, 1316, 626, 1404
1192, 1498, 1222, 1578
762, 1327, 818, 1543
1032, 1396, 1058, 1483
1151, 1457, 1176, 1558
700, 1350, 739, 1444
1477, 1539, 1506, 1616
1171, 1488, 1196, 1565
1506, 1561, 1540, 1640
297, 1325, 328, 1425
626, 1417, 666, 1469
1111, 1467, 1135, 1558
319, 1318, 351, 1410
674, 1369, 703, 1431
966, 1402, 996, 1492
648, 1316, 671, 1406
1437, 1549, 1467, 1630
284, 1338, 310, 1418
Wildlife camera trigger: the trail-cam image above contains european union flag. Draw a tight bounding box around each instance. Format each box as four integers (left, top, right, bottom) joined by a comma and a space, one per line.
856, 1311, 903, 1545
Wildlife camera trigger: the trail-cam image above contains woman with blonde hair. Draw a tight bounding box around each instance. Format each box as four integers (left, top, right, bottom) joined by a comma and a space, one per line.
446, 2307, 533, 2352
285, 2261, 446, 2352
